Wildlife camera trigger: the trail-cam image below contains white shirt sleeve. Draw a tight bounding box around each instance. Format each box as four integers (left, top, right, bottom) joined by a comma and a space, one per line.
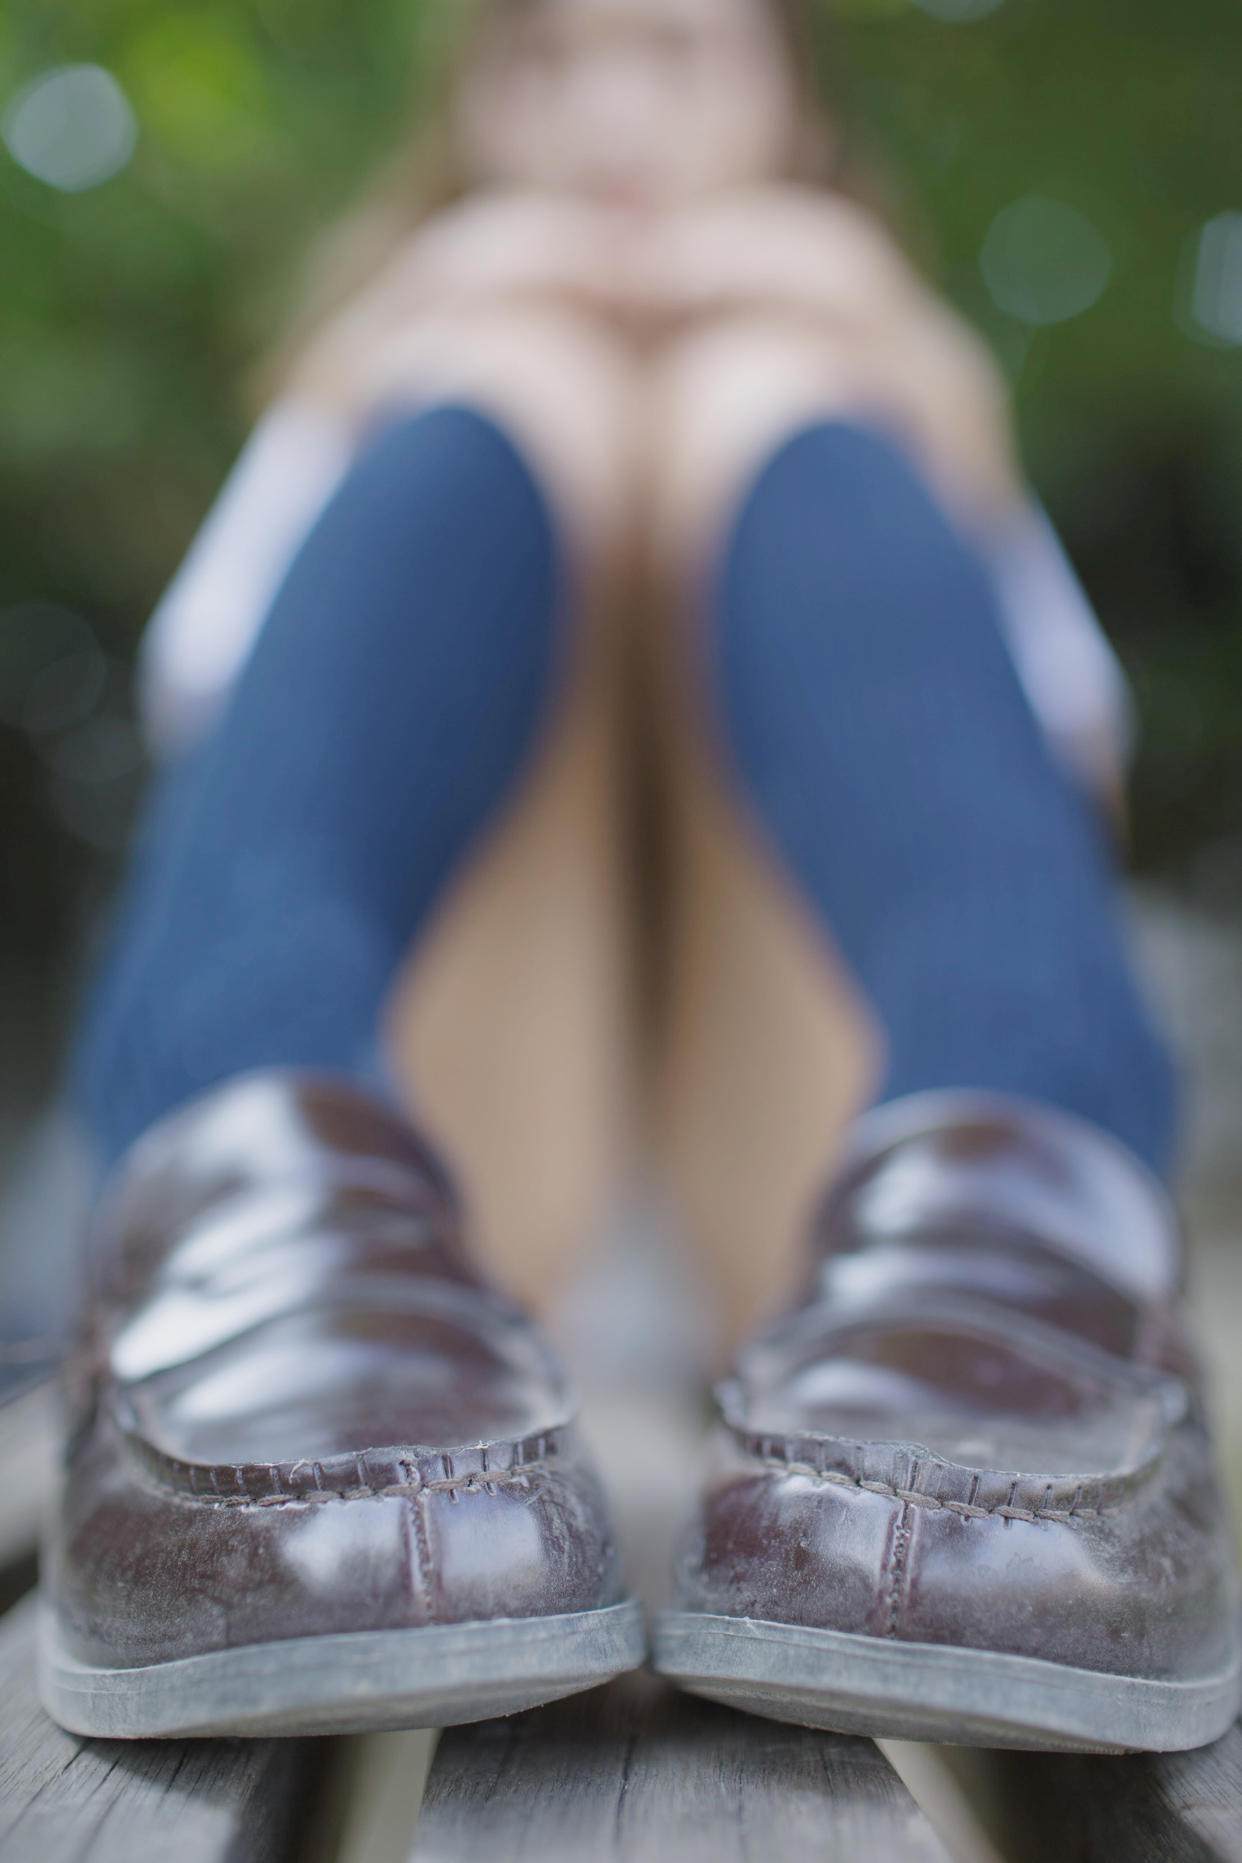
137, 400, 354, 761
984, 504, 1136, 788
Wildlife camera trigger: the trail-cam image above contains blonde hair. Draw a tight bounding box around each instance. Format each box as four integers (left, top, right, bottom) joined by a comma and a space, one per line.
261, 0, 901, 404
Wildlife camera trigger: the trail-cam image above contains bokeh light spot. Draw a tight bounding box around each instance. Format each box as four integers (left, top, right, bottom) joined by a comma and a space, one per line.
2, 64, 137, 193
0, 604, 102, 731
980, 195, 1112, 326
22, 652, 108, 738
48, 715, 144, 787
1183, 213, 1242, 347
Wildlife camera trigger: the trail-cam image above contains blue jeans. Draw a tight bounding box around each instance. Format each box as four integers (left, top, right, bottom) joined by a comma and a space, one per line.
72, 405, 1175, 1178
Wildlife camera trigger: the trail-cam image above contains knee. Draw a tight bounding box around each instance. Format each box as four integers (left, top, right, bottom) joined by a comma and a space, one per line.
359, 304, 641, 577
645, 316, 874, 579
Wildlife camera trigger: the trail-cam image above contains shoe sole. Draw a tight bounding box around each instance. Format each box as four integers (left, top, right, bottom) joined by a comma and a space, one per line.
39, 1598, 646, 1739
652, 1610, 1242, 1753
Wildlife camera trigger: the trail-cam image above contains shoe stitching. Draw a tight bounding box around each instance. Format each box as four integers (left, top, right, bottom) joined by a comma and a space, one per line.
169, 1465, 544, 1507
118, 1419, 566, 1505
407, 1487, 434, 1618
750, 1454, 1118, 1524
883, 1500, 913, 1638
126, 1457, 549, 1508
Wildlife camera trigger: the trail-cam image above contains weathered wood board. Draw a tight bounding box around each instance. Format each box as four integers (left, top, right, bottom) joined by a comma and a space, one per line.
966, 1729, 1242, 1863
0, 1374, 58, 1580
410, 1670, 951, 1862
0, 1595, 318, 1863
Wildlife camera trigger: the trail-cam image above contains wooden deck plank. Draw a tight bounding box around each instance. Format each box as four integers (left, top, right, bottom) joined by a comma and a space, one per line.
409, 1671, 951, 1862
962, 1727, 1242, 1863
0, 1595, 319, 1863
0, 1375, 58, 1582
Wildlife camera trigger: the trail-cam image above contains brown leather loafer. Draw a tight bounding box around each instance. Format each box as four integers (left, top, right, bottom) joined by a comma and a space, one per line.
39, 1070, 643, 1737
654, 1092, 1240, 1752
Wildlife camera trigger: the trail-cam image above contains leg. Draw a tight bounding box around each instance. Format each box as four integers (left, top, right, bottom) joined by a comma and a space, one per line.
73, 310, 639, 1252
379, 310, 642, 1305
388, 667, 635, 1310
645, 334, 1230, 1765
715, 429, 1175, 1164
643, 325, 884, 1344
647, 320, 1175, 1334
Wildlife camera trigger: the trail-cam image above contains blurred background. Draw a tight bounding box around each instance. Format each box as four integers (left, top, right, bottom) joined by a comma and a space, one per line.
1, 0, 1240, 1229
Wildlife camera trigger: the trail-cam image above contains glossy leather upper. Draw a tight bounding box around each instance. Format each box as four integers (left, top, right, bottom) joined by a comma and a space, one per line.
46, 1071, 624, 1667
674, 1092, 1239, 1683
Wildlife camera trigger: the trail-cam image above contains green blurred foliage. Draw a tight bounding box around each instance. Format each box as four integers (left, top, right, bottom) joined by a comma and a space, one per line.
836, 0, 1242, 886
1, 0, 1240, 996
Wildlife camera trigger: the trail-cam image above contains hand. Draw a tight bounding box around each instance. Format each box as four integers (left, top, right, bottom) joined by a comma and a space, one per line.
635, 184, 1022, 524
622, 185, 917, 335
288, 190, 637, 422
394, 189, 639, 314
